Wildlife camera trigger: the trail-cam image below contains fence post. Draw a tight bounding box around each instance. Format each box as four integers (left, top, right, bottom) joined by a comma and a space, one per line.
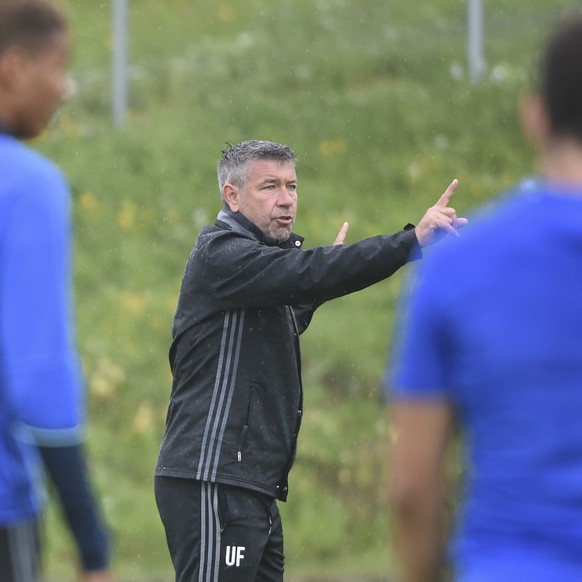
112, 0, 128, 127
468, 0, 485, 83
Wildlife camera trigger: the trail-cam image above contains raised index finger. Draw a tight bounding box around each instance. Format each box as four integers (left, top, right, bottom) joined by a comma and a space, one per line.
436, 178, 459, 207
333, 221, 349, 245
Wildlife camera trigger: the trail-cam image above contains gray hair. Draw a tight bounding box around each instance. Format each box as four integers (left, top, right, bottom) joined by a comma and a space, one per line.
217, 140, 297, 200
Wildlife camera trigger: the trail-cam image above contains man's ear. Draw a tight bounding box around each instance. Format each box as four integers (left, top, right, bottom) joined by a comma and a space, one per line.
222, 183, 240, 212
521, 93, 550, 148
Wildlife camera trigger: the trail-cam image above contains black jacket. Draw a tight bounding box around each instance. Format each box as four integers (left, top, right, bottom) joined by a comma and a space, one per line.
155, 208, 420, 501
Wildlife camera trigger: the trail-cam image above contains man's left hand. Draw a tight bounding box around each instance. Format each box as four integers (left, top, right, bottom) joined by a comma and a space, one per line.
415, 179, 468, 247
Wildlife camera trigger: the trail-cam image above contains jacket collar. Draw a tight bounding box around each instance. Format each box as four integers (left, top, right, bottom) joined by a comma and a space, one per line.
216, 207, 304, 249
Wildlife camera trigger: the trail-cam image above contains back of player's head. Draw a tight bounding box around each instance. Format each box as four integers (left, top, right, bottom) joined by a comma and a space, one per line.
0, 0, 67, 56
539, 16, 582, 142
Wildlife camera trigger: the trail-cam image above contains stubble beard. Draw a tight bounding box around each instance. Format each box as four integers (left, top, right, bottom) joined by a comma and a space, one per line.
266, 226, 292, 244
264, 220, 293, 244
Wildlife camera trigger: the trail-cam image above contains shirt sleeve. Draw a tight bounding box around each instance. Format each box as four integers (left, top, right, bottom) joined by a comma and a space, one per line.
40, 444, 110, 570
0, 161, 84, 445
389, 255, 452, 399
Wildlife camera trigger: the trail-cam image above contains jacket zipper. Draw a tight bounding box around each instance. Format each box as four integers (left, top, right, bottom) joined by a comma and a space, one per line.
237, 391, 252, 462
237, 424, 248, 462
279, 306, 304, 493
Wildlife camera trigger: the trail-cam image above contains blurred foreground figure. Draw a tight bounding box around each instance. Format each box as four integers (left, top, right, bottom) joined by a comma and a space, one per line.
155, 139, 466, 582
389, 16, 582, 582
0, 1, 112, 580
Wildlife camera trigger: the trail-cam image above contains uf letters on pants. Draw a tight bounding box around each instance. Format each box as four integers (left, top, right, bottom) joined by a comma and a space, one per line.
225, 545, 245, 567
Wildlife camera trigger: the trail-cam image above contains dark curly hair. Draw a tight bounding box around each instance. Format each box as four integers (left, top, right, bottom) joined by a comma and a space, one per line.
0, 0, 67, 55
539, 16, 582, 142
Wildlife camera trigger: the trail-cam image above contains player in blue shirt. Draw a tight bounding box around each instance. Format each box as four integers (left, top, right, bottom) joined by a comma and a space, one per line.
389, 16, 582, 582
0, 2, 112, 581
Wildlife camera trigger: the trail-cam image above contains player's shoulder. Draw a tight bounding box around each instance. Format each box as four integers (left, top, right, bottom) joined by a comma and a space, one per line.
0, 135, 62, 180
0, 136, 66, 205
467, 178, 540, 234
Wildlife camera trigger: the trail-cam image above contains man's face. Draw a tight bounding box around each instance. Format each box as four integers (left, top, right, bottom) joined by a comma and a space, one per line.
225, 160, 298, 243
9, 32, 70, 138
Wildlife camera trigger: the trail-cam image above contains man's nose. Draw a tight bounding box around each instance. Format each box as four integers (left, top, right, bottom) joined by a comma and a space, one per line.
277, 187, 296, 205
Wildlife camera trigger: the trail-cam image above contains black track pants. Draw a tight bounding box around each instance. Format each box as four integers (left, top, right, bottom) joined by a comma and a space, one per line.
0, 519, 40, 582
155, 477, 284, 582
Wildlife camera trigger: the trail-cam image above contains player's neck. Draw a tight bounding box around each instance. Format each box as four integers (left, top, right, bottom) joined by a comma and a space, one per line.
0, 97, 19, 136
542, 138, 582, 188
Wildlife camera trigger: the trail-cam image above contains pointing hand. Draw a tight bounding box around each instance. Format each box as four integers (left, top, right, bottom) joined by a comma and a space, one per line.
414, 179, 468, 247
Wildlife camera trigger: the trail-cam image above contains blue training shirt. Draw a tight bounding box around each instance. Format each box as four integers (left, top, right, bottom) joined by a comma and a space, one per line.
391, 179, 582, 580
0, 133, 84, 524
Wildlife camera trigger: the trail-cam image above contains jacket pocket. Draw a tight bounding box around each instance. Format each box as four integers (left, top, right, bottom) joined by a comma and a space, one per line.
237, 386, 253, 462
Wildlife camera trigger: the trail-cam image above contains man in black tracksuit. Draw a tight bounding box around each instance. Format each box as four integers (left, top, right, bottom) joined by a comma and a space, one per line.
154, 140, 465, 582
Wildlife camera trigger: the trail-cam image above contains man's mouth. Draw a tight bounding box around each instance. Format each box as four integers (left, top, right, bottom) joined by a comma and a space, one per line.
274, 216, 294, 225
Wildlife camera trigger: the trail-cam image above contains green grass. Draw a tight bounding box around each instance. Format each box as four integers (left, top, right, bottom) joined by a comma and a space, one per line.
37, 0, 580, 579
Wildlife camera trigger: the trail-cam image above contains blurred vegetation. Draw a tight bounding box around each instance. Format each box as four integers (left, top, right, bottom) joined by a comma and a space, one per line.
37, 0, 579, 579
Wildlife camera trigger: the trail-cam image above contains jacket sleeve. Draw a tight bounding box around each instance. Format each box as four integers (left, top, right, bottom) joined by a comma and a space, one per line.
0, 163, 84, 445
198, 228, 420, 311
291, 302, 320, 335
